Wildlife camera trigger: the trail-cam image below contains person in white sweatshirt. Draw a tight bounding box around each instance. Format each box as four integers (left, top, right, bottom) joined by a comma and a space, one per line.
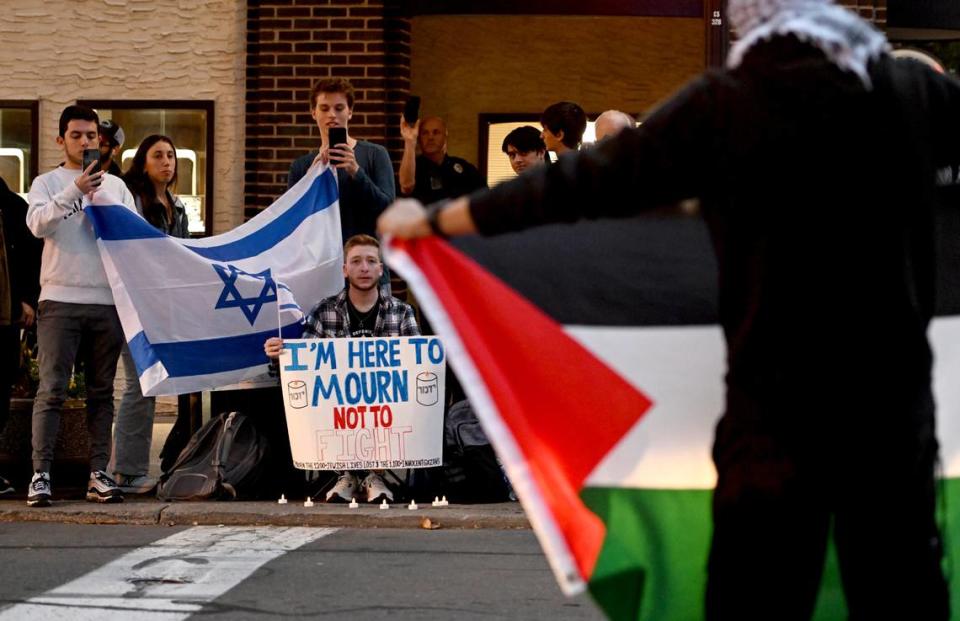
25, 105, 136, 507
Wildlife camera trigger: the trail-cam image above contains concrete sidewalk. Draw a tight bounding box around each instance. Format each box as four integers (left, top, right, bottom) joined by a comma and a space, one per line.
0, 498, 529, 529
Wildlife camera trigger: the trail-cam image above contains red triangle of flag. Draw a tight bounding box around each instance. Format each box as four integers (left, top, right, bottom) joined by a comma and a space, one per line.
391, 237, 653, 580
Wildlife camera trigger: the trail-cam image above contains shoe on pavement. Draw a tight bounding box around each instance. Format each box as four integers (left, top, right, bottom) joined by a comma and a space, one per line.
0, 475, 13, 496
27, 471, 51, 507
361, 472, 393, 503
325, 472, 359, 503
87, 470, 124, 503
114, 473, 157, 494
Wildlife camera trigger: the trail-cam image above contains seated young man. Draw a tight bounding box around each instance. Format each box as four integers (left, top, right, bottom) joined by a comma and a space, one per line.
263, 234, 419, 502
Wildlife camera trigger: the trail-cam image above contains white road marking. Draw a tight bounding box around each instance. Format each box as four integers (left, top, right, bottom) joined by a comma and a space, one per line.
0, 526, 336, 620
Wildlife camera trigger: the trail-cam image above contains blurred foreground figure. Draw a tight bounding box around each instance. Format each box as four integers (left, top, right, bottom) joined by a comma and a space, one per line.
379, 1, 960, 618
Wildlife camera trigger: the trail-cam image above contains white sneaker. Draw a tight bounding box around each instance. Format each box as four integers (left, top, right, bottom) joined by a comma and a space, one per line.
27, 471, 51, 507
325, 472, 359, 503
361, 472, 393, 503
87, 470, 124, 504
114, 474, 157, 495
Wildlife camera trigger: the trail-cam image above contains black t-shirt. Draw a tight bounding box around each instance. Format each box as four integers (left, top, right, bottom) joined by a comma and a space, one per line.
412, 154, 486, 205
347, 295, 380, 337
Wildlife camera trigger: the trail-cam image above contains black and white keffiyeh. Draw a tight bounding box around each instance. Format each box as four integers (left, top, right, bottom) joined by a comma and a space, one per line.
727, 0, 890, 87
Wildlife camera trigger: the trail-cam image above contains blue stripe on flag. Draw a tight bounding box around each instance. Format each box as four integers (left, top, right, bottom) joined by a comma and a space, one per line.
86, 205, 166, 240
87, 169, 338, 262
128, 331, 162, 376
129, 322, 305, 378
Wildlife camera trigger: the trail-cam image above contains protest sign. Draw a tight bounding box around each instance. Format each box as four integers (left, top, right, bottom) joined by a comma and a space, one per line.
279, 336, 446, 470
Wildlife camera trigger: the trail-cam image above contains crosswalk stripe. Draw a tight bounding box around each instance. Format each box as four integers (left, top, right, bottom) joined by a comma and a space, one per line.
0, 526, 336, 620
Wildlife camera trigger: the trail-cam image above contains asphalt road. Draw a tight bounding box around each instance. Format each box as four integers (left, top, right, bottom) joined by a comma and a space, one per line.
0, 523, 604, 620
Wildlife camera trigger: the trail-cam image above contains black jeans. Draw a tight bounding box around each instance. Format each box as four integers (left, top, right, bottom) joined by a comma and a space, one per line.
0, 324, 18, 437
705, 399, 948, 621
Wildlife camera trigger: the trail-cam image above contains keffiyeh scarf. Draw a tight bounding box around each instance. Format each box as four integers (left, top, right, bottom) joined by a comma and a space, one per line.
727, 0, 890, 88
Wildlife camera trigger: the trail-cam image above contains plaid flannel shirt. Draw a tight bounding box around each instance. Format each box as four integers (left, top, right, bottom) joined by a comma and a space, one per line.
303, 287, 420, 338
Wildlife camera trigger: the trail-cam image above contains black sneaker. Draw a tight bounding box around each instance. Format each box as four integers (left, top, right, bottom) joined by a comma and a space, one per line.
0, 475, 13, 496
86, 470, 124, 504
27, 471, 51, 507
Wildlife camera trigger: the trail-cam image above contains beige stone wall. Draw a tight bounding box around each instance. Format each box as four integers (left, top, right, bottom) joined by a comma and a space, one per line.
410, 15, 705, 161
0, 0, 247, 233
411, 15, 705, 165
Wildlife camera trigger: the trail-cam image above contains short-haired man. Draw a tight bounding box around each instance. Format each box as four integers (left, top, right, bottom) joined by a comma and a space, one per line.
264, 234, 419, 503
399, 116, 486, 205
540, 101, 587, 155
25, 105, 137, 507
287, 79, 396, 242
501, 126, 546, 175
97, 119, 125, 177
594, 110, 636, 142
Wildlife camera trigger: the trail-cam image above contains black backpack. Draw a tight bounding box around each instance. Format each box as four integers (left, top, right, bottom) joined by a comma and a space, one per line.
157, 411, 270, 501
408, 400, 514, 503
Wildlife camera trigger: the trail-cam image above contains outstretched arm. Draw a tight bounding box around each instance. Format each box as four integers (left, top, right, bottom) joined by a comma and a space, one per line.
398, 117, 419, 196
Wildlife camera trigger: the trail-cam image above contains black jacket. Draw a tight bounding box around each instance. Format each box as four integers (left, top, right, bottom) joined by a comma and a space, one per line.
469, 38, 960, 436
0, 177, 41, 321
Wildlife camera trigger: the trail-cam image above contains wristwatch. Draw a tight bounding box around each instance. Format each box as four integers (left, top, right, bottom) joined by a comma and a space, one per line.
426, 200, 449, 238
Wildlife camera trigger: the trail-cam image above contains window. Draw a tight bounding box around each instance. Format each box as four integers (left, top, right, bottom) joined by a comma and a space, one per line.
0, 101, 39, 199
79, 100, 214, 236
479, 113, 638, 187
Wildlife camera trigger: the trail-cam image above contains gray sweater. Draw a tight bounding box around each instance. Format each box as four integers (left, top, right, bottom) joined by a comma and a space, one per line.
287, 140, 396, 241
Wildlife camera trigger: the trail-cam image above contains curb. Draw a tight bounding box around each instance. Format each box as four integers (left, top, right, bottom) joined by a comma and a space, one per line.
0, 499, 530, 529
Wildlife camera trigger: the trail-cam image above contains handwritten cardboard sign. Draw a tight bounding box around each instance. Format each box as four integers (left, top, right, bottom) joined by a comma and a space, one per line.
279, 336, 446, 470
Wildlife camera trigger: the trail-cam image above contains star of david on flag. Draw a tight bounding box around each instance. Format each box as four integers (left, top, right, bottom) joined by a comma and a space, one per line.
85, 163, 344, 396
213, 264, 279, 326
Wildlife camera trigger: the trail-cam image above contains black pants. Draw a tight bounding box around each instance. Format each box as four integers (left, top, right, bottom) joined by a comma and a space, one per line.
705, 403, 948, 621
0, 324, 17, 437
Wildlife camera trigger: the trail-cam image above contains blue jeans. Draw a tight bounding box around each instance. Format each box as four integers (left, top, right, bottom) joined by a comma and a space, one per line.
112, 343, 155, 477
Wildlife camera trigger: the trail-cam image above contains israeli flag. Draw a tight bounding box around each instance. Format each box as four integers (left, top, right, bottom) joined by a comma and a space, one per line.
85, 163, 344, 396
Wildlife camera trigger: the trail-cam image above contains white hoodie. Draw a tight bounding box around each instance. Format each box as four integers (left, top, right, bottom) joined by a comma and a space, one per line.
26, 166, 136, 305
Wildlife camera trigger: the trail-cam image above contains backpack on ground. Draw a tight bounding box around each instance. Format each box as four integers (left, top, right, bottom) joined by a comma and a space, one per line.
157, 411, 271, 501
408, 399, 514, 503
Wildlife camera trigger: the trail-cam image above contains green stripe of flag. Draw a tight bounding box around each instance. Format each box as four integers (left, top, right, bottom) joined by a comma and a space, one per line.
583, 479, 960, 620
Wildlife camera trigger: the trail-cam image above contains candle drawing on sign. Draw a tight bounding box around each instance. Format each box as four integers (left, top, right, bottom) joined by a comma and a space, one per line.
287, 380, 308, 409
416, 371, 439, 406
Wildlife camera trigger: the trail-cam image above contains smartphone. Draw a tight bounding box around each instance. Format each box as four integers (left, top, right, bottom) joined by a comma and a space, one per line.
327, 127, 347, 164
403, 95, 421, 125
82, 148, 101, 172
82, 148, 103, 185
328, 127, 347, 148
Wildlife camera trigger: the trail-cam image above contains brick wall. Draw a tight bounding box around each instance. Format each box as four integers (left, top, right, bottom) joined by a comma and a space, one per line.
842, 0, 887, 26
244, 1, 889, 220
244, 0, 410, 220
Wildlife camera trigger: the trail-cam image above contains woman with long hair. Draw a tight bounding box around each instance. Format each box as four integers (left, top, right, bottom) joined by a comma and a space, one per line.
122, 134, 189, 236
112, 134, 189, 494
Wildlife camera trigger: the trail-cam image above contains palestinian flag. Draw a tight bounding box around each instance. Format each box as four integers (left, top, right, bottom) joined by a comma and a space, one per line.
385, 205, 960, 621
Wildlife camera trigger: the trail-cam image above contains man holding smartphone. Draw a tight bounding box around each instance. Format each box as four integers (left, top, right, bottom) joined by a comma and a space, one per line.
287, 78, 395, 243
25, 105, 136, 507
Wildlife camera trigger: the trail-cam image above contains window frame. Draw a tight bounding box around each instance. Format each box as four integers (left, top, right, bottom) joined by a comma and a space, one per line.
477, 113, 542, 180
479, 111, 641, 182
78, 99, 215, 237
0, 100, 40, 194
